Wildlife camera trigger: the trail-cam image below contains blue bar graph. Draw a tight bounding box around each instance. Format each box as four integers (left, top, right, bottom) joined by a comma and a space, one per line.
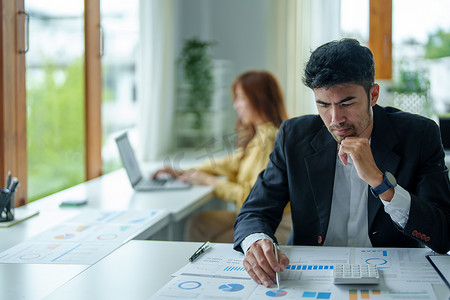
286, 264, 334, 271
223, 266, 246, 272
301, 291, 331, 299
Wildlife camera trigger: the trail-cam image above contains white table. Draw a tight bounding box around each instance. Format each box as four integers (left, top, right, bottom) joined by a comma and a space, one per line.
0, 169, 214, 252
0, 264, 87, 300
45, 241, 203, 300
0, 169, 214, 300
45, 241, 450, 300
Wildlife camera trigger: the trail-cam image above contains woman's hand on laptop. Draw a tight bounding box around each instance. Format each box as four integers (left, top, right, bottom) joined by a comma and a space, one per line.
178, 169, 219, 187
152, 167, 182, 180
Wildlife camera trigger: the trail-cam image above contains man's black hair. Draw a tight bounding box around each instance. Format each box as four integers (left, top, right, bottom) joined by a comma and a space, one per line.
303, 38, 375, 94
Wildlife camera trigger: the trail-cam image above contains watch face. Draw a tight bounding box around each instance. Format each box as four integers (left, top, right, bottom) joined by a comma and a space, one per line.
385, 171, 397, 187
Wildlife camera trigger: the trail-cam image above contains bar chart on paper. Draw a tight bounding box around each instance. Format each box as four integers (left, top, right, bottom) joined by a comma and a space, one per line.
286, 264, 334, 271
223, 265, 246, 272
281, 264, 335, 282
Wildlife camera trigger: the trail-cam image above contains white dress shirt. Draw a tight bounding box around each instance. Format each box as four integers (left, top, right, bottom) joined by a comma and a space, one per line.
241, 154, 412, 253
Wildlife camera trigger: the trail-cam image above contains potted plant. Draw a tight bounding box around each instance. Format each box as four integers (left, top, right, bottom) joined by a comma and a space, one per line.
177, 37, 216, 131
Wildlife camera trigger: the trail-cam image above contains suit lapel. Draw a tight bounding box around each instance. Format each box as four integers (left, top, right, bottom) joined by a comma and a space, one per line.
368, 105, 401, 229
302, 106, 402, 235
305, 126, 337, 234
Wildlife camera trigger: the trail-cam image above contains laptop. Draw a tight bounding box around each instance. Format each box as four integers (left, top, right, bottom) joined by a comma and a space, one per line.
115, 132, 191, 191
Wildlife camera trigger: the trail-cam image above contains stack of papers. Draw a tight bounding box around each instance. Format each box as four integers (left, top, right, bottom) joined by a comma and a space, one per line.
150, 244, 445, 300
0, 209, 167, 265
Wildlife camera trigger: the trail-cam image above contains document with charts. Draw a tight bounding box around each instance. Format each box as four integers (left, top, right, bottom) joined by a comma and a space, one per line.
0, 209, 168, 264
154, 244, 444, 300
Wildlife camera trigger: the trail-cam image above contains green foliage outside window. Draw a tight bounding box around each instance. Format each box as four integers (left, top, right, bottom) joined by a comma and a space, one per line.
390, 66, 430, 95
27, 58, 85, 202
425, 29, 450, 59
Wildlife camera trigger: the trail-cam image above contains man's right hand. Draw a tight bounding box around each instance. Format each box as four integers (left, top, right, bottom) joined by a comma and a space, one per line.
242, 239, 289, 287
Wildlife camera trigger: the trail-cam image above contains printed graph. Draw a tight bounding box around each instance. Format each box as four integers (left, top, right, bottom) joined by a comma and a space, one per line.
358, 250, 390, 269
266, 289, 288, 297
223, 265, 246, 272
54, 233, 74, 240
286, 264, 334, 271
177, 281, 202, 290
302, 291, 331, 299
218, 283, 244, 292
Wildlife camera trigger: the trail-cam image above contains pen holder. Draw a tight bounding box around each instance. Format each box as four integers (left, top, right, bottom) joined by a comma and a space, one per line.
0, 188, 15, 222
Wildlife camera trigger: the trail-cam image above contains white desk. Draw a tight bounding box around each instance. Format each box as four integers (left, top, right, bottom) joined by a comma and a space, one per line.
0, 264, 87, 300
45, 241, 450, 300
0, 169, 213, 252
0, 169, 214, 299
45, 241, 203, 300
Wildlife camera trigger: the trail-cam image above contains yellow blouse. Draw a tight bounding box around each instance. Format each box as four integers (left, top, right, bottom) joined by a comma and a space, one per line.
197, 122, 278, 211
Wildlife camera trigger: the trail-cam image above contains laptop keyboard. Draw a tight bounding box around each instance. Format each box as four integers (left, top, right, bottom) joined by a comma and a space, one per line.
137, 178, 167, 188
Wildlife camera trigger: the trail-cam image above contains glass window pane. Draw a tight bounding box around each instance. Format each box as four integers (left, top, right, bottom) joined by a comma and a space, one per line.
340, 0, 369, 44
25, 1, 85, 201
392, 0, 450, 116
100, 0, 140, 173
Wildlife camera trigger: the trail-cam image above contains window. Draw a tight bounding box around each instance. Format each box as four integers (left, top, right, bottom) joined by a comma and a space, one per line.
0, 0, 102, 203
392, 0, 450, 117
25, 1, 86, 201
340, 0, 369, 43
100, 0, 139, 173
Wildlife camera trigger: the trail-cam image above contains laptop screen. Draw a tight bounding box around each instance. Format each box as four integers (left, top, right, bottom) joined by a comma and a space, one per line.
115, 132, 143, 186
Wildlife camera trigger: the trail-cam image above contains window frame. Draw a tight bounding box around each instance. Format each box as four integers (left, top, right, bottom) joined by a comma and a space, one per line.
369, 0, 392, 79
0, 0, 102, 205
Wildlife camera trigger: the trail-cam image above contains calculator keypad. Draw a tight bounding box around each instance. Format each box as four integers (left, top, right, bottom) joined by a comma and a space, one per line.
333, 264, 380, 284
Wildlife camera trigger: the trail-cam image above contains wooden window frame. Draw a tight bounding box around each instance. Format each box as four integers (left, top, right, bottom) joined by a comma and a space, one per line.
0, 0, 27, 206
0, 0, 102, 205
369, 0, 393, 79
85, 0, 102, 180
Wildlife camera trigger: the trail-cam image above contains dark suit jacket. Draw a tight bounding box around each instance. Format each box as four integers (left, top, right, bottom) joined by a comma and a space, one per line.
234, 105, 450, 254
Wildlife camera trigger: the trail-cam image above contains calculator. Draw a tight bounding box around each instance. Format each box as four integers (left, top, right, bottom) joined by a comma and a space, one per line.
333, 264, 380, 284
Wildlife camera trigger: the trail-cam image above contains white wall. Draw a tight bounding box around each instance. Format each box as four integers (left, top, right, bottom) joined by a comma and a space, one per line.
139, 0, 343, 160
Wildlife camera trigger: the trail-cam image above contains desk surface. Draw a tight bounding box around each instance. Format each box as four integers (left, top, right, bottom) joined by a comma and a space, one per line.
0, 264, 87, 300
0, 169, 213, 300
46, 241, 203, 300
26, 168, 213, 221
0, 169, 213, 252
45, 241, 450, 300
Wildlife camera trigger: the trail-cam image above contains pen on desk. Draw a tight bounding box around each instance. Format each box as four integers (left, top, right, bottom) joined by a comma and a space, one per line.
189, 241, 211, 262
273, 242, 280, 289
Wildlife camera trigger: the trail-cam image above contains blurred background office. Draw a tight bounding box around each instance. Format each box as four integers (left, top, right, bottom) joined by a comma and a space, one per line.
2, 0, 450, 205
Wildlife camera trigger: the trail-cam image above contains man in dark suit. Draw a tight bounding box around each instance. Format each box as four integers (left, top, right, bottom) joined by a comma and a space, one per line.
233, 38, 450, 287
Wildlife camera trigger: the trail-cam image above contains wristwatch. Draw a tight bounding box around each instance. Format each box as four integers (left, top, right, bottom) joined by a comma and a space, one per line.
370, 171, 397, 198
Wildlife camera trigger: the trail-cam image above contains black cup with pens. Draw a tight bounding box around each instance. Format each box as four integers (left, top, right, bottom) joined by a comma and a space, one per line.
0, 172, 19, 222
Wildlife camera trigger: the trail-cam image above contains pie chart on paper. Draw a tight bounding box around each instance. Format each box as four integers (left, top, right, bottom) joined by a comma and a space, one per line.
218, 283, 245, 292
266, 289, 288, 297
